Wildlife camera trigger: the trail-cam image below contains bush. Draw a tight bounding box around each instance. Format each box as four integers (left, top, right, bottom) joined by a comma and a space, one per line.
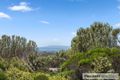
6, 67, 33, 80
61, 48, 120, 80
0, 58, 8, 71
33, 72, 68, 80
8, 57, 29, 72
0, 72, 8, 80
91, 57, 112, 72
34, 74, 48, 80
49, 75, 68, 80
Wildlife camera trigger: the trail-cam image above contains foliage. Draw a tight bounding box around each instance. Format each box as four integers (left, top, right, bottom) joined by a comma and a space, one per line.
34, 74, 48, 80
49, 75, 68, 80
6, 67, 33, 80
8, 57, 30, 72
0, 72, 8, 80
71, 22, 120, 52
91, 57, 112, 72
0, 57, 9, 71
61, 48, 120, 80
0, 35, 37, 58
0, 22, 119, 80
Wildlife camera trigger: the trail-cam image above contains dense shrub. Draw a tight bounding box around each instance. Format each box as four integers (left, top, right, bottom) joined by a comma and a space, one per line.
61, 48, 120, 80
6, 67, 33, 80
49, 75, 68, 80
0, 72, 8, 80
34, 74, 48, 80
33, 72, 68, 80
8, 57, 29, 72
0, 58, 8, 71
91, 57, 112, 72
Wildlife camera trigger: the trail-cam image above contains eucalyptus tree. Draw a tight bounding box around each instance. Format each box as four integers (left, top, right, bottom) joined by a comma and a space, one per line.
71, 22, 120, 52
111, 28, 120, 47
0, 35, 38, 58
0, 35, 11, 57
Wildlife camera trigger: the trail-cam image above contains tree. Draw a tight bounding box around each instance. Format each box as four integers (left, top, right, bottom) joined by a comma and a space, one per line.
71, 22, 120, 52
0, 35, 37, 59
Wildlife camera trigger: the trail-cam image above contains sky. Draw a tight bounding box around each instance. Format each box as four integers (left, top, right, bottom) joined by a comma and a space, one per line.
0, 0, 120, 47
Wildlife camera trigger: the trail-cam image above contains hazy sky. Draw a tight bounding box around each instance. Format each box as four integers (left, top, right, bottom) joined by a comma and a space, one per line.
0, 0, 120, 46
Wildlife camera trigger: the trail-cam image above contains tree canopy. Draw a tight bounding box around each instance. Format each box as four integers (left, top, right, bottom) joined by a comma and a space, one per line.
71, 22, 120, 52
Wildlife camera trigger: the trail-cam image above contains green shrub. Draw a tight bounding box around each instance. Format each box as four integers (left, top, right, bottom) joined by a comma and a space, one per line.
6, 67, 33, 80
49, 75, 68, 80
91, 57, 112, 72
9, 57, 29, 72
34, 74, 48, 80
61, 48, 120, 80
0, 58, 8, 71
0, 72, 8, 80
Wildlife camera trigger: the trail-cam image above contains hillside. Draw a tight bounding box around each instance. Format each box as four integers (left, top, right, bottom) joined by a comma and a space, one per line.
39, 45, 70, 52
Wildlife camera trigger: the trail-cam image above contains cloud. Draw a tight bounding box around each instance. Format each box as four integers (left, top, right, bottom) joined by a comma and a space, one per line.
8, 2, 33, 12
113, 23, 120, 28
72, 32, 76, 36
0, 12, 11, 19
40, 20, 50, 24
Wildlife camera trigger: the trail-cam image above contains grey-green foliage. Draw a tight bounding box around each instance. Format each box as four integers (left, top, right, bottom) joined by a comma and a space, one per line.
6, 67, 33, 80
91, 57, 112, 73
61, 48, 120, 80
71, 22, 120, 52
0, 35, 37, 58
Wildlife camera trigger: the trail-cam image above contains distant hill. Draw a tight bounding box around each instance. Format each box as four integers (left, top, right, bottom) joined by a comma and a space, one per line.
38, 45, 70, 52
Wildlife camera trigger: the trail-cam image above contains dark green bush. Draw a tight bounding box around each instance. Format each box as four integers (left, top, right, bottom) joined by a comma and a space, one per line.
34, 75, 48, 80
61, 48, 120, 80
0, 72, 8, 80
